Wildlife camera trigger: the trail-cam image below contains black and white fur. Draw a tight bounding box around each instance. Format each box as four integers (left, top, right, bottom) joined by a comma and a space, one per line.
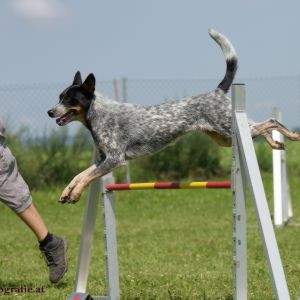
48, 29, 300, 203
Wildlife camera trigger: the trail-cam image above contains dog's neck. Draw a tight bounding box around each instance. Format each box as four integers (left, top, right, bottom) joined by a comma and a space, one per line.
84, 93, 102, 134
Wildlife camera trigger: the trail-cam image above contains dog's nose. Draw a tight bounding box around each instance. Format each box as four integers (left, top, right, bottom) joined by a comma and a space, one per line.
47, 109, 55, 117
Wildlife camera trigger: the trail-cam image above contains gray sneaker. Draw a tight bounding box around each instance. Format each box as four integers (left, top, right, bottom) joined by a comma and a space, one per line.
40, 236, 68, 283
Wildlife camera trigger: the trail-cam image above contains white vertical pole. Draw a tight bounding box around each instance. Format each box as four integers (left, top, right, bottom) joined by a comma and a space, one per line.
71, 146, 115, 299
272, 107, 293, 226
232, 84, 247, 300
272, 108, 284, 227
281, 147, 291, 222
282, 147, 293, 220
234, 87, 290, 300
74, 148, 101, 293
102, 190, 120, 300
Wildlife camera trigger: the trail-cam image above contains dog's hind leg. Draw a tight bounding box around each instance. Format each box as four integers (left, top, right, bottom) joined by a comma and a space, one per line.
205, 130, 232, 147
251, 118, 300, 147
260, 132, 285, 150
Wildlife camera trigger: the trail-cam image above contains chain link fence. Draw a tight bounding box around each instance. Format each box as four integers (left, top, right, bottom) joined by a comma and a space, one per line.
1, 76, 300, 136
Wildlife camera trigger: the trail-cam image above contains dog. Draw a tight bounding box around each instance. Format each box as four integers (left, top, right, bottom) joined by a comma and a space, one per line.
48, 29, 300, 204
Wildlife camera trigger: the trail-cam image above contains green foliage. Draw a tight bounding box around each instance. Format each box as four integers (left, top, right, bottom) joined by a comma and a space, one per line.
140, 133, 222, 179
5, 126, 93, 189
254, 140, 273, 172
285, 140, 300, 176
114, 133, 225, 183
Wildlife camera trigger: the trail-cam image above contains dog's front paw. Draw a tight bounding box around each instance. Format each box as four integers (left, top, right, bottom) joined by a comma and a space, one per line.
59, 187, 83, 204
59, 185, 73, 204
272, 141, 285, 150
59, 193, 70, 204
67, 189, 82, 204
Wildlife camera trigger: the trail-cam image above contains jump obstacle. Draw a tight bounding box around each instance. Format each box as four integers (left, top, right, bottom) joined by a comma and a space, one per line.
68, 84, 291, 300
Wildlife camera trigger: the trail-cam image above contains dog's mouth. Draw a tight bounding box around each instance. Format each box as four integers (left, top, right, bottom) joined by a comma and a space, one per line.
56, 111, 76, 126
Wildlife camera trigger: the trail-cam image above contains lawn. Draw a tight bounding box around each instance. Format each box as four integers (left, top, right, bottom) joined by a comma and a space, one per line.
0, 173, 300, 299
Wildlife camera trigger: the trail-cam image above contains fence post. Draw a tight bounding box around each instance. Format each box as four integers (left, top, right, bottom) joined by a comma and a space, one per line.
122, 77, 131, 183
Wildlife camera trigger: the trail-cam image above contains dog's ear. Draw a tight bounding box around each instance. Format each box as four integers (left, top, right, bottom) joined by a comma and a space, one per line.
73, 71, 82, 86
82, 73, 95, 94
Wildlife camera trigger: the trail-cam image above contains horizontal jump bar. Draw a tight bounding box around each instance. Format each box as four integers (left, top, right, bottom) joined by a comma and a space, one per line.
105, 181, 231, 191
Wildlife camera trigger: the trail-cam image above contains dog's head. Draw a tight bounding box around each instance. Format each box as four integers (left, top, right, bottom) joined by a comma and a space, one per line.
47, 71, 95, 126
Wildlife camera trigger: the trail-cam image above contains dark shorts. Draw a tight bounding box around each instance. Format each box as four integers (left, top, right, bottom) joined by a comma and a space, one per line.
0, 142, 32, 213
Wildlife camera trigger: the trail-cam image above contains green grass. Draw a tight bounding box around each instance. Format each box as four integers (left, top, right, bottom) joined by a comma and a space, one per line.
0, 173, 300, 299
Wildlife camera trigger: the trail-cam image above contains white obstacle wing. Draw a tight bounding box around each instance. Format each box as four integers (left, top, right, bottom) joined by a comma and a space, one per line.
272, 107, 293, 227
67, 149, 117, 300
232, 84, 290, 300
67, 84, 291, 300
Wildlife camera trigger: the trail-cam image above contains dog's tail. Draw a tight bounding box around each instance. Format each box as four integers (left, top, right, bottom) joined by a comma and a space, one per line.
209, 28, 238, 93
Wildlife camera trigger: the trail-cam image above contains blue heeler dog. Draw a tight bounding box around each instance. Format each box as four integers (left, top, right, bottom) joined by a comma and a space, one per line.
48, 29, 300, 204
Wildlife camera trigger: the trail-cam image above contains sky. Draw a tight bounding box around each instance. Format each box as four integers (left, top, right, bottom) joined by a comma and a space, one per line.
1, 0, 300, 130
1, 0, 300, 83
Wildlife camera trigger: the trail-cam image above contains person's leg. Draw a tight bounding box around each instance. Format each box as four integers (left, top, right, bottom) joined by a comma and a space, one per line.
0, 144, 68, 283
18, 202, 68, 283
17, 201, 68, 284
18, 203, 48, 242
1, 145, 49, 243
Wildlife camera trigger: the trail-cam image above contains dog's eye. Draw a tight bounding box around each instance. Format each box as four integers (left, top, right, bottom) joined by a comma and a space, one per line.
70, 99, 79, 106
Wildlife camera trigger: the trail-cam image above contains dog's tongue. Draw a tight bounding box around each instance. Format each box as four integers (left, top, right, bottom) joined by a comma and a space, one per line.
56, 112, 74, 126
56, 118, 65, 126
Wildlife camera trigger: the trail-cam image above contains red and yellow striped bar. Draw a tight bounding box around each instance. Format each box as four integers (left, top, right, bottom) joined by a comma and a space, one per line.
105, 181, 231, 191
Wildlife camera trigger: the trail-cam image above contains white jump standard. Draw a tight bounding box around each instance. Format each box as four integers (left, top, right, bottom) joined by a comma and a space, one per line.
272, 107, 293, 227
67, 84, 291, 300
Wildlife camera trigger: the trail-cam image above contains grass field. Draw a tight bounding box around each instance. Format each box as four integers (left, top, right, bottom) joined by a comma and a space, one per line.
0, 172, 300, 299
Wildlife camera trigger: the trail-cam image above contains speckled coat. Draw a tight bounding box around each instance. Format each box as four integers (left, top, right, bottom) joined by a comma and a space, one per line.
87, 88, 232, 164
